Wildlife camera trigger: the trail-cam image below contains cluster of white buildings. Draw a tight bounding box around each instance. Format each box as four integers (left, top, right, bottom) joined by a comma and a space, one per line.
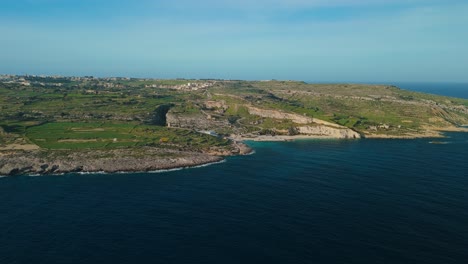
145, 81, 216, 91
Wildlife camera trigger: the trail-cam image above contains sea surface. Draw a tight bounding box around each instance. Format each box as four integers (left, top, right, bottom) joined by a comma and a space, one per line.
1, 85, 468, 264
388, 82, 468, 99
309, 81, 468, 99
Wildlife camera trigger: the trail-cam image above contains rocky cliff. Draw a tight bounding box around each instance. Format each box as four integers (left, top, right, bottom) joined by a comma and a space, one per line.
247, 106, 312, 124
246, 106, 360, 138
166, 111, 229, 130
0, 147, 223, 176
298, 125, 361, 139
247, 106, 346, 128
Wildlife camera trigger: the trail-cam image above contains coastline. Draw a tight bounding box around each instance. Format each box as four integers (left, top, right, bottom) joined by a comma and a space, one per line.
0, 155, 225, 177
434, 126, 468, 132
364, 126, 468, 139
235, 134, 442, 141
2, 126, 467, 177
0, 140, 253, 177
362, 133, 444, 139
23, 159, 229, 177
231, 126, 468, 141
0, 159, 227, 178
0, 147, 225, 177
230, 135, 346, 142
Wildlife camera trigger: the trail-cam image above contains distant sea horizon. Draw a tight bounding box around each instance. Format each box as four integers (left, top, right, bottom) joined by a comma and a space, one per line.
307, 81, 468, 99
3, 75, 468, 99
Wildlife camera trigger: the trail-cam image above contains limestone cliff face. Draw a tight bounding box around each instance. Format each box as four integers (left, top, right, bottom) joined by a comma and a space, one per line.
246, 106, 360, 138
166, 111, 229, 130
246, 106, 343, 128
165, 105, 361, 139
298, 126, 361, 139
247, 106, 312, 124
166, 112, 202, 128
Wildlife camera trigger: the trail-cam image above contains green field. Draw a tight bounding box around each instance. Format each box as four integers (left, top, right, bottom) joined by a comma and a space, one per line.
22, 122, 230, 150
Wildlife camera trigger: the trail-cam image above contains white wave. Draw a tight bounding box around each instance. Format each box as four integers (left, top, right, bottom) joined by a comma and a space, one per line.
72, 159, 227, 175
190, 159, 226, 168
429, 141, 451, 144
76, 171, 107, 175
0, 159, 228, 177
244, 150, 256, 156
148, 159, 227, 173
29, 172, 65, 177
0, 173, 63, 178
147, 167, 185, 174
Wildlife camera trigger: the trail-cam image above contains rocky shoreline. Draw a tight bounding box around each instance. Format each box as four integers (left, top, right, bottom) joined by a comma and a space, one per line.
362, 126, 468, 139
2, 126, 466, 176
230, 127, 468, 141
0, 145, 254, 176
230, 134, 352, 142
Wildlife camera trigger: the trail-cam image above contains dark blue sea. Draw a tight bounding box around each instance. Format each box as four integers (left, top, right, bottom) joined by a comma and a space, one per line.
1, 84, 468, 264
311, 81, 468, 99
388, 82, 468, 99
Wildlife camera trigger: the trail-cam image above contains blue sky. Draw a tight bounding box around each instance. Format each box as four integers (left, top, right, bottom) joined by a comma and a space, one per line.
1, 0, 467, 82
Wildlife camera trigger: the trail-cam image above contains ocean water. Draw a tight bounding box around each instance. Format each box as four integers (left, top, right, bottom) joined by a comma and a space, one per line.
1, 85, 468, 264
1, 133, 468, 264
309, 82, 468, 99
388, 82, 468, 99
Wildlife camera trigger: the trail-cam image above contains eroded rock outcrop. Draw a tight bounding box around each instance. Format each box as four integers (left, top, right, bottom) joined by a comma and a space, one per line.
298, 126, 361, 139
246, 106, 360, 138
166, 111, 229, 130
246, 106, 344, 128
247, 106, 312, 124
0, 147, 224, 176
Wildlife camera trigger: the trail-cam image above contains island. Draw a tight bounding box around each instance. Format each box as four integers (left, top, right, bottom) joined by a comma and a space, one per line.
1, 75, 468, 176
